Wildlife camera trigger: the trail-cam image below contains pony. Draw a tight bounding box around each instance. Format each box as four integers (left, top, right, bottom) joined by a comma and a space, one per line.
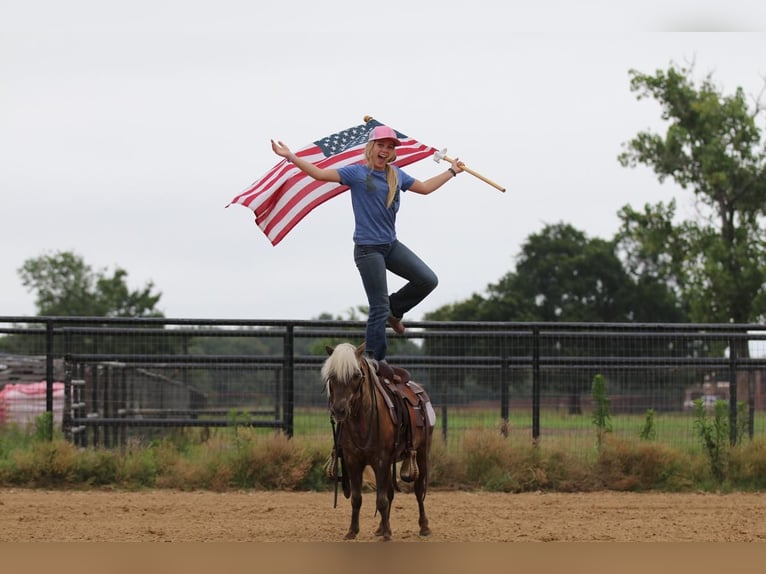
322, 342, 434, 541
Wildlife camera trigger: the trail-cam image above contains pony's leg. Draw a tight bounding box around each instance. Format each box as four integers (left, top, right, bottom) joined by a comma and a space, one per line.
344, 464, 364, 540
372, 462, 393, 541
414, 447, 431, 537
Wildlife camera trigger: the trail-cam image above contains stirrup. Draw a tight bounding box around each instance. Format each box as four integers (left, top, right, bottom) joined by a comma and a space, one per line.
399, 449, 419, 483
324, 451, 340, 480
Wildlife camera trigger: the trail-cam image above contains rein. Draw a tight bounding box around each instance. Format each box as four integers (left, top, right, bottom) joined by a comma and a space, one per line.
328, 357, 381, 508
329, 356, 381, 451
330, 417, 342, 508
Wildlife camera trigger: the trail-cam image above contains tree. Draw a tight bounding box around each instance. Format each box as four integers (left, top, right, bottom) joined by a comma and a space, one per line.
426, 222, 686, 324
18, 250, 163, 317
509, 223, 660, 322
617, 63, 766, 325
424, 223, 687, 412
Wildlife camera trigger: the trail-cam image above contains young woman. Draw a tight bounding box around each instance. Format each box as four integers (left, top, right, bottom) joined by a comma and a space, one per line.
271, 125, 464, 377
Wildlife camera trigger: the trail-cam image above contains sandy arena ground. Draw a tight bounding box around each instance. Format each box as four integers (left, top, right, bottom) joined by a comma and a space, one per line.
2, 488, 766, 542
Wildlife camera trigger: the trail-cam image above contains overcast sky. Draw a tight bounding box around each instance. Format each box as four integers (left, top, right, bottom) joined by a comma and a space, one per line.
2, 2, 765, 322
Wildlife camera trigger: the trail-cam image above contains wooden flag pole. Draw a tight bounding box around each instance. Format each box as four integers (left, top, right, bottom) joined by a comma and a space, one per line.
363, 116, 505, 192
433, 148, 506, 192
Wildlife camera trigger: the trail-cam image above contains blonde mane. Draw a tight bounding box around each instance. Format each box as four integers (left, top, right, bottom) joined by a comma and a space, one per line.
322, 343, 368, 395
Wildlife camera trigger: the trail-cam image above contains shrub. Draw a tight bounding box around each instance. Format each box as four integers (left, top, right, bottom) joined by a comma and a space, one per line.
729, 437, 766, 489
2, 419, 766, 493
597, 438, 693, 491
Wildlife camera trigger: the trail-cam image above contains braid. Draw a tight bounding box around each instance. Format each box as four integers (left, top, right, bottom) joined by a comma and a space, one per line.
385, 164, 398, 208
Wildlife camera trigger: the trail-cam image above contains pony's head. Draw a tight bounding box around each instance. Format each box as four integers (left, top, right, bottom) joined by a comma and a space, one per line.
322, 342, 369, 422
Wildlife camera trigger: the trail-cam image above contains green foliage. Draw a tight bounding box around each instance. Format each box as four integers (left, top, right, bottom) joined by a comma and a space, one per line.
422, 223, 690, 405
18, 250, 163, 317
639, 408, 657, 441
728, 437, 766, 489
425, 222, 686, 324
116, 440, 159, 488
618, 63, 766, 323
597, 439, 693, 491
33, 412, 54, 442
459, 429, 589, 492
462, 429, 517, 491
735, 401, 749, 445
692, 398, 729, 484
422, 223, 689, 404
591, 374, 612, 451
4, 416, 766, 492
426, 435, 464, 488
0, 423, 31, 466
9, 440, 111, 486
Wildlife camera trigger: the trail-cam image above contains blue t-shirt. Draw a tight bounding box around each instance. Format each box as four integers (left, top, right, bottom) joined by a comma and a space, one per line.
337, 164, 415, 244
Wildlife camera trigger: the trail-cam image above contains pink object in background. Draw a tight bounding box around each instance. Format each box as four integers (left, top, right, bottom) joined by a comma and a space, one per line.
0, 381, 64, 426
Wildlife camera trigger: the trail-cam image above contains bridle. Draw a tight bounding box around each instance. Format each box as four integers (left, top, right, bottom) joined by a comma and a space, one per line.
327, 355, 380, 450
327, 363, 363, 422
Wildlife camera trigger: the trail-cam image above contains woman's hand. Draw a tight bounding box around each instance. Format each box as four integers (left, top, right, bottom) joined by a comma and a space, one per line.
450, 157, 465, 174
271, 139, 292, 160
269, 139, 341, 183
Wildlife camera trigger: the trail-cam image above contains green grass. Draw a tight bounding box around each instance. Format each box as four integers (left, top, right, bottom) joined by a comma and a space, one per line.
3, 408, 766, 492
432, 406, 766, 452
284, 405, 766, 457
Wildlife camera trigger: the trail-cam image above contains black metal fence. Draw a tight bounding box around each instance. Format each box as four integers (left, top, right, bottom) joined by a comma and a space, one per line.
2, 316, 766, 453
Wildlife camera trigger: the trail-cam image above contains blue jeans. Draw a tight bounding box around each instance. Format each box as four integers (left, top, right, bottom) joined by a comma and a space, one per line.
353, 240, 438, 360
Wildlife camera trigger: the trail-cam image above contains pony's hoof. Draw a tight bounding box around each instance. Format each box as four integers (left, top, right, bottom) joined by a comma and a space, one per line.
420, 528, 432, 537
344, 531, 358, 540
374, 527, 392, 540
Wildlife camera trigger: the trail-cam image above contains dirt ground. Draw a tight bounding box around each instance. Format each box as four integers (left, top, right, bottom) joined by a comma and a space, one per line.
2, 488, 766, 542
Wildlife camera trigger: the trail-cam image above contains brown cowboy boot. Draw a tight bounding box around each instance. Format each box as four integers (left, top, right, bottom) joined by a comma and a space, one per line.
399, 449, 419, 483
387, 315, 405, 335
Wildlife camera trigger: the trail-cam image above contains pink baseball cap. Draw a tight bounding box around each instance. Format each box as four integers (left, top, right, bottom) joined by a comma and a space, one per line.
368, 125, 401, 146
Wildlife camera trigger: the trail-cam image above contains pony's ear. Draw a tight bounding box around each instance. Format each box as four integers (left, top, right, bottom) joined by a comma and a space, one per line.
356, 342, 366, 356
325, 345, 334, 356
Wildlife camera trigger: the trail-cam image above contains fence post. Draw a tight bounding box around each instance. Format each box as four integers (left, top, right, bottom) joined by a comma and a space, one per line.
532, 326, 540, 441
728, 336, 738, 446
63, 354, 72, 441
748, 370, 755, 439
45, 319, 54, 441
441, 405, 448, 442
500, 340, 509, 431
283, 324, 295, 438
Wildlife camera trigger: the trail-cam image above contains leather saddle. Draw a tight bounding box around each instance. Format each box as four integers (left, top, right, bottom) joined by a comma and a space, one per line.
376, 359, 409, 385
373, 362, 430, 430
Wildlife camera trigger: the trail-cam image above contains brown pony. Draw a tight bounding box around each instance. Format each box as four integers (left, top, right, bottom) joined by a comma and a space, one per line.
322, 342, 433, 541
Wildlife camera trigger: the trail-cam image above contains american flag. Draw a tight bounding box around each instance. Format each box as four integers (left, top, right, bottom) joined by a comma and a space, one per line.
228, 118, 438, 246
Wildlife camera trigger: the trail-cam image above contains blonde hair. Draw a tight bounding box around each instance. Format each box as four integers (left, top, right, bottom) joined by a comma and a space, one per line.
364, 141, 399, 208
